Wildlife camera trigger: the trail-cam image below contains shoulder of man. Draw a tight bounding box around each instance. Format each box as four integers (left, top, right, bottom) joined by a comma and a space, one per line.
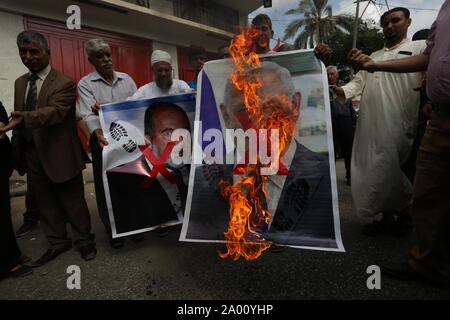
177, 79, 192, 92
49, 67, 76, 87
116, 71, 135, 82
411, 39, 427, 54
174, 79, 189, 85
14, 73, 29, 87
370, 47, 386, 58
134, 82, 151, 91
78, 70, 97, 84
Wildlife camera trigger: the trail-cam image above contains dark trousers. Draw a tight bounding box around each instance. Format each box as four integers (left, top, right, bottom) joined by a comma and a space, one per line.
402, 107, 429, 183
332, 116, 355, 179
23, 177, 40, 223
0, 176, 22, 277
26, 145, 94, 250
409, 112, 450, 283
90, 134, 111, 233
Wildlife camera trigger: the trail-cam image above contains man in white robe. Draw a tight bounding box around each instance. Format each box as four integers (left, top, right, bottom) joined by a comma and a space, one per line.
333, 7, 426, 235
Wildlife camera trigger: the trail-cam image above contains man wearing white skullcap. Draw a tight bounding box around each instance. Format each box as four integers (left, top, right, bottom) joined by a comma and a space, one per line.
128, 50, 191, 100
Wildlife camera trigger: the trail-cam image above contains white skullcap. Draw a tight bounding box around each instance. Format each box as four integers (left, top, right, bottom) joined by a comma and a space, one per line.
151, 50, 172, 67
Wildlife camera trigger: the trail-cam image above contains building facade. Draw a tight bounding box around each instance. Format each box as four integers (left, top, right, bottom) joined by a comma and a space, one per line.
0, 0, 261, 113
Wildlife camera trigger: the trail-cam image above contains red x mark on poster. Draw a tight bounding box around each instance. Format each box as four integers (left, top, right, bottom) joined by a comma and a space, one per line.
138, 141, 178, 188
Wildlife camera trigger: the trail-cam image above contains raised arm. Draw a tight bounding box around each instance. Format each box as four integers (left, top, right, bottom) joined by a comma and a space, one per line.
347, 48, 430, 73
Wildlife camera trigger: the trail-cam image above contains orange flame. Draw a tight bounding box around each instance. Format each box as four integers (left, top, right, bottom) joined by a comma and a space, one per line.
218, 27, 297, 261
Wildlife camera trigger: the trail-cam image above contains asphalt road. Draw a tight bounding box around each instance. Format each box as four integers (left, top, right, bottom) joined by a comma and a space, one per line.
1, 160, 449, 300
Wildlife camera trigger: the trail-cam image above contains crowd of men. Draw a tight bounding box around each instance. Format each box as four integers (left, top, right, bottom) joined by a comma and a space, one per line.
1, 2, 449, 288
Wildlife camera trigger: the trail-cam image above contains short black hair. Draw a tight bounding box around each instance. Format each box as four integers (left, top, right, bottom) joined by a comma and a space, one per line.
187, 44, 206, 61
380, 7, 410, 26
412, 29, 430, 41
251, 14, 272, 29
144, 102, 189, 136
17, 31, 49, 52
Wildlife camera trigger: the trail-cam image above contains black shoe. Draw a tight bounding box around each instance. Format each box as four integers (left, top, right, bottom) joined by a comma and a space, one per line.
78, 244, 97, 261
110, 237, 125, 249
8, 265, 33, 278
130, 234, 144, 243
156, 227, 169, 238
15, 220, 38, 238
31, 244, 72, 268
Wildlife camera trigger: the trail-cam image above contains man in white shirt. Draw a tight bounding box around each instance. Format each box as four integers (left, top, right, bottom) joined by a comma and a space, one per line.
78, 39, 137, 248
129, 50, 191, 100
332, 7, 426, 235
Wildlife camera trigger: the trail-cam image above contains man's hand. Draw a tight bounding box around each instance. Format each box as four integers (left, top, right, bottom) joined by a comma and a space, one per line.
347, 48, 376, 72
330, 85, 346, 102
0, 112, 24, 134
423, 102, 433, 118
91, 101, 101, 115
314, 43, 332, 62
93, 128, 108, 149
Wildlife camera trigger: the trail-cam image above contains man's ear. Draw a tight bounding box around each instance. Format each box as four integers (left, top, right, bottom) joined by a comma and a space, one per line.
293, 91, 302, 110
144, 135, 153, 148
271, 30, 274, 38
407, 18, 411, 27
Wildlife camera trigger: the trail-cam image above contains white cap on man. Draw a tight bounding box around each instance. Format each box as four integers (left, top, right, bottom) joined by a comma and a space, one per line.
151, 50, 172, 67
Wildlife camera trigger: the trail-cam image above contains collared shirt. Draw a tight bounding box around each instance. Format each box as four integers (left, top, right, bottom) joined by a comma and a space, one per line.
25, 63, 52, 97
233, 137, 298, 227
342, 38, 426, 141
424, 0, 450, 105
128, 80, 191, 100
78, 70, 137, 133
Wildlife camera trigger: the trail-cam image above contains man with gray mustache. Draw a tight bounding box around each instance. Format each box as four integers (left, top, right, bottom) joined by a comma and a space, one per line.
78, 39, 137, 248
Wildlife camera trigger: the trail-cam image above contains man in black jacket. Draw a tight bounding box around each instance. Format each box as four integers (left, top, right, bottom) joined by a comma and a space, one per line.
0, 100, 32, 280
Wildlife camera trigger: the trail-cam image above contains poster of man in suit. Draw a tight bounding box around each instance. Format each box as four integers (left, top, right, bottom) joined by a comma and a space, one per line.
99, 94, 195, 238
180, 50, 344, 251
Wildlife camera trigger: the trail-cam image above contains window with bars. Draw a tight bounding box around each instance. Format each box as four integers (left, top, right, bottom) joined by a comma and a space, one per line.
173, 0, 238, 33
122, 0, 238, 32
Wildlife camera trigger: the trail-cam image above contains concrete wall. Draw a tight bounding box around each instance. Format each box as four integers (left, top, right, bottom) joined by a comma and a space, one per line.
0, 11, 27, 115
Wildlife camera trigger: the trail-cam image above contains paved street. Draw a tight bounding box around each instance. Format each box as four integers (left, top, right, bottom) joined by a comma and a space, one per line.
1, 160, 449, 300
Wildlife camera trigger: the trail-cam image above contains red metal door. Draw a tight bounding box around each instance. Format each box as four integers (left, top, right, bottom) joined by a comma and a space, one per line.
24, 17, 153, 150
24, 16, 153, 87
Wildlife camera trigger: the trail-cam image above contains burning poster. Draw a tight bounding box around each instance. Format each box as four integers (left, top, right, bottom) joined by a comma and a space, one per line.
180, 46, 344, 256
99, 93, 196, 238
